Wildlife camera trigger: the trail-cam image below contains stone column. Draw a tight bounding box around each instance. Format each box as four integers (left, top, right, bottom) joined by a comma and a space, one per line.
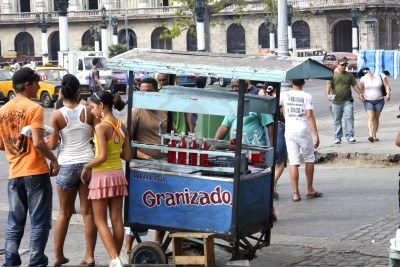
194, 0, 206, 51
277, 0, 289, 56
58, 0, 69, 66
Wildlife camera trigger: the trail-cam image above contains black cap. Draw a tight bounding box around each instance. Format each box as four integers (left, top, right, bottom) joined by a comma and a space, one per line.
12, 67, 39, 85
383, 70, 391, 76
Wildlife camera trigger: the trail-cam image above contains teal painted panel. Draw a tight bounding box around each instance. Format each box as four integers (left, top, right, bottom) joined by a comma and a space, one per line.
107, 49, 334, 82
131, 90, 250, 116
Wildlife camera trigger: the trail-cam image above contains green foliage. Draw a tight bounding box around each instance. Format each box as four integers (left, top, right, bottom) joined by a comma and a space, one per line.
163, 0, 279, 39
109, 44, 128, 58
79, 45, 94, 51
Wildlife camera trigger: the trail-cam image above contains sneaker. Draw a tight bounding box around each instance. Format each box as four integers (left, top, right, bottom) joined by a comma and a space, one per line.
348, 137, 356, 143
109, 257, 122, 267
119, 251, 129, 265
334, 139, 341, 144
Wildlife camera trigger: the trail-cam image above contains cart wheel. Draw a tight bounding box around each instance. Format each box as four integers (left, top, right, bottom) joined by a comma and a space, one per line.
129, 241, 167, 264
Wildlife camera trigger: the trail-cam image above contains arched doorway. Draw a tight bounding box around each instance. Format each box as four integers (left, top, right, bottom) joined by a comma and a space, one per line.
332, 20, 352, 52
378, 18, 387, 50
227, 24, 245, 54
15, 32, 34, 57
391, 19, 400, 50
258, 22, 277, 49
151, 27, 172, 50
117, 29, 137, 50
186, 26, 197, 51
81, 30, 100, 50
292, 20, 310, 49
49, 31, 60, 62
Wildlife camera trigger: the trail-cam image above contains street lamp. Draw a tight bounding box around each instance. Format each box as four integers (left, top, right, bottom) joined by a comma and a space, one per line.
35, 12, 52, 64
267, 21, 276, 55
351, 8, 359, 54
58, 0, 69, 67
111, 16, 119, 45
90, 25, 101, 52
194, 0, 206, 52
100, 6, 109, 58
287, 4, 293, 56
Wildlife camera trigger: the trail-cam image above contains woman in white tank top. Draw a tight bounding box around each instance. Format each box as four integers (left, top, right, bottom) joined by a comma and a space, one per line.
47, 74, 100, 266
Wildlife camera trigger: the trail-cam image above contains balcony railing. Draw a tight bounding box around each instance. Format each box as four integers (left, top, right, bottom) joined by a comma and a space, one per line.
0, 1, 397, 22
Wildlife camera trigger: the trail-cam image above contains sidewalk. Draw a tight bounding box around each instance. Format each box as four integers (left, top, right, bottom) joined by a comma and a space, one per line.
315, 102, 400, 165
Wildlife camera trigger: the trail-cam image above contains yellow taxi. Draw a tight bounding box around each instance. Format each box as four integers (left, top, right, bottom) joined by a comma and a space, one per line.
0, 68, 14, 104
0, 64, 90, 108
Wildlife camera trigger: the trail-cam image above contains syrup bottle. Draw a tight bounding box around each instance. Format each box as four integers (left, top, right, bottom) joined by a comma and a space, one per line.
230, 129, 237, 151
189, 134, 199, 166
167, 130, 176, 164
242, 132, 250, 160
177, 132, 187, 165
250, 130, 261, 164
200, 138, 209, 167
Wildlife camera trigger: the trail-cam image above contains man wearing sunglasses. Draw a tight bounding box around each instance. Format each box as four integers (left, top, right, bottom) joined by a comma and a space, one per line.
325, 58, 364, 144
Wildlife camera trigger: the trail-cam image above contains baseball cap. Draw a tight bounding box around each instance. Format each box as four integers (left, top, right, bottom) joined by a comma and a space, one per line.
12, 67, 40, 85
338, 58, 348, 65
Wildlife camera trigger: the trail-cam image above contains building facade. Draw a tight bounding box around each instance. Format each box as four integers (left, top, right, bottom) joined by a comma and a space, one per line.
0, 0, 399, 61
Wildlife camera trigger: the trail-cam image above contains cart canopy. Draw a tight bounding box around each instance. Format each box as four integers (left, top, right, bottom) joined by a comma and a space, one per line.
107, 49, 334, 83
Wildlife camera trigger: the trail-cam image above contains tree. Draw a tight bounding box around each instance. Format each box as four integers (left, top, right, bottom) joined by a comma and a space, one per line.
109, 44, 128, 58
79, 45, 94, 51
162, 0, 278, 39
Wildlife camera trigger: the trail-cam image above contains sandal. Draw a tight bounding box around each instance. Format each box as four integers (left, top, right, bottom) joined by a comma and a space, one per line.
368, 136, 374, 143
80, 260, 95, 266
306, 191, 323, 198
292, 192, 301, 202
374, 138, 379, 141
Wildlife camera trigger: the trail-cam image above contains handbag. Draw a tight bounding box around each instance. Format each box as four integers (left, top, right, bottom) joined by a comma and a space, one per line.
380, 76, 387, 96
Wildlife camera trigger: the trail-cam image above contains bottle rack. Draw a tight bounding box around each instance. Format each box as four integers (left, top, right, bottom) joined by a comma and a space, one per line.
131, 132, 274, 175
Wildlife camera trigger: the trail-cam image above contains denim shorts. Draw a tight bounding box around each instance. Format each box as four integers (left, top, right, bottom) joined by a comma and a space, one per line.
276, 122, 288, 164
364, 99, 384, 112
56, 163, 90, 190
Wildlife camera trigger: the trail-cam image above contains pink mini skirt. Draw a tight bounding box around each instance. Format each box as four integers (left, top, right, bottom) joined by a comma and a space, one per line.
88, 169, 128, 200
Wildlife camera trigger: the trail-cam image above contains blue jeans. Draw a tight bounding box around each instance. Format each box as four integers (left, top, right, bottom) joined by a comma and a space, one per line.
331, 101, 354, 141
3, 174, 53, 267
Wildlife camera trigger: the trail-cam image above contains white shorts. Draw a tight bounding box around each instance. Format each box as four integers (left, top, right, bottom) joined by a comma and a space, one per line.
285, 130, 315, 166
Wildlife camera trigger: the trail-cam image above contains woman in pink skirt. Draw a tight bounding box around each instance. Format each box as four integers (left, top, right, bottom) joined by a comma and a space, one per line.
81, 91, 131, 267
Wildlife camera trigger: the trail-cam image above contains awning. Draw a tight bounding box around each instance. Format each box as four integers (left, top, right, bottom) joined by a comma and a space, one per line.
107, 49, 334, 82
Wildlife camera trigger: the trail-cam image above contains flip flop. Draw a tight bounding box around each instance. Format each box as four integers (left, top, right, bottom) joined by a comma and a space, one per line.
306, 191, 323, 198
80, 260, 95, 266
292, 192, 301, 202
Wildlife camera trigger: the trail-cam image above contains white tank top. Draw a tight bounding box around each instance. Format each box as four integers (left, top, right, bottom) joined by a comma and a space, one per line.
58, 105, 94, 165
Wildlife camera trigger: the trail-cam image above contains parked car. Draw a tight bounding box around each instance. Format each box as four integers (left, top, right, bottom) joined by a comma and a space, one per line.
110, 71, 127, 94
0, 65, 91, 108
321, 52, 358, 76
0, 69, 13, 103
218, 77, 232, 87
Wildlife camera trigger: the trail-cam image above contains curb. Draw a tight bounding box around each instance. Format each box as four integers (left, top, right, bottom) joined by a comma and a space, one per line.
315, 151, 400, 165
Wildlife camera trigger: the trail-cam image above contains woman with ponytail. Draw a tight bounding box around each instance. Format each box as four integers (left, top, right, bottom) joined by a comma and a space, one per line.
81, 90, 131, 267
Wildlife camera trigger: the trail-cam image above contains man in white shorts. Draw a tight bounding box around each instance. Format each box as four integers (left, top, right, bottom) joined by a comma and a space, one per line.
280, 79, 323, 202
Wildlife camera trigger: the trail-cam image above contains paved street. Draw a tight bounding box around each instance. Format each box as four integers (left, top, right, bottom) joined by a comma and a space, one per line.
0, 79, 399, 266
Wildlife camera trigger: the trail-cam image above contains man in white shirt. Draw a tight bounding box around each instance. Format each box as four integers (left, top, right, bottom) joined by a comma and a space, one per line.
280, 79, 323, 202
10, 58, 20, 71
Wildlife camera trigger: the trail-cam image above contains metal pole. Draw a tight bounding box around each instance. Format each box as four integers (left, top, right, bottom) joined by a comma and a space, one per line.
125, 0, 129, 50
277, 0, 289, 56
231, 79, 246, 260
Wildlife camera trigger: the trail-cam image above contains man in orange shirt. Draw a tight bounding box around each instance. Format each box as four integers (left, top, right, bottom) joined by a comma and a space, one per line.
0, 67, 60, 266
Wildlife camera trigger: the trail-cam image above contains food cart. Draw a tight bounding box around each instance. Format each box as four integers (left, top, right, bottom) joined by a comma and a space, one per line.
106, 49, 333, 264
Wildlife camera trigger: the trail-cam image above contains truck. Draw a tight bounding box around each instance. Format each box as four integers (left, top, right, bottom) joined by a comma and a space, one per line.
58, 51, 112, 92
